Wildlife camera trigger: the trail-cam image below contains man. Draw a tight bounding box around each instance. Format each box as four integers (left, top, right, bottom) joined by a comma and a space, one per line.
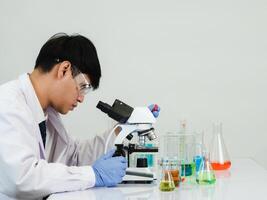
0, 33, 160, 199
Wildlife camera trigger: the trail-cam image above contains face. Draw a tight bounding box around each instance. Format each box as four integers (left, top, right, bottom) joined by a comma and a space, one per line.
51, 62, 91, 114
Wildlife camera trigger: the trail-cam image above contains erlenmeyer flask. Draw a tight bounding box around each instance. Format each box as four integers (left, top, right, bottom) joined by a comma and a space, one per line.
210, 122, 231, 170
196, 150, 216, 185
159, 159, 175, 191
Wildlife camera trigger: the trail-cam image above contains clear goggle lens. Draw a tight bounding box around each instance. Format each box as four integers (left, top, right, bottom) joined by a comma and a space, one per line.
72, 69, 92, 96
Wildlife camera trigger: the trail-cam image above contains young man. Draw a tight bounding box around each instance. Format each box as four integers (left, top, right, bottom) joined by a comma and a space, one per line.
0, 33, 160, 199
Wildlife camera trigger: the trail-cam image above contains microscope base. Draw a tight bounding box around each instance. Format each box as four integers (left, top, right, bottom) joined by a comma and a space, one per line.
122, 167, 156, 184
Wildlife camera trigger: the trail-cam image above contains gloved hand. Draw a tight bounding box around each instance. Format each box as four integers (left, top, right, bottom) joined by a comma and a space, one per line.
148, 104, 160, 118
92, 149, 127, 187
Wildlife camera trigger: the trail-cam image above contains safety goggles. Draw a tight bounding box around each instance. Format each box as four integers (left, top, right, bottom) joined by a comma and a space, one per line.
71, 66, 92, 96
55, 59, 92, 96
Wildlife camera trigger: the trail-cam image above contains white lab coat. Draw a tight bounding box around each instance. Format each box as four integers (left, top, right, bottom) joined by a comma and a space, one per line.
0, 74, 116, 200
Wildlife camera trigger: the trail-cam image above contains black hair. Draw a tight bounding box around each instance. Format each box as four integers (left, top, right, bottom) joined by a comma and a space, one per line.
35, 33, 101, 89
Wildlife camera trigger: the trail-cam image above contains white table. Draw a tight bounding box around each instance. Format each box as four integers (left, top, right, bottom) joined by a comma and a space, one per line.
48, 158, 267, 200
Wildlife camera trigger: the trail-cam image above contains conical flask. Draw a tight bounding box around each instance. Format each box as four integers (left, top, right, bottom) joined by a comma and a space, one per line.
159, 159, 175, 191
196, 150, 216, 185
210, 122, 231, 170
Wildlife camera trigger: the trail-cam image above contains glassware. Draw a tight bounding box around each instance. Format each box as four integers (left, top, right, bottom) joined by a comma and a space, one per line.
210, 122, 231, 170
162, 132, 179, 158
194, 155, 204, 174
180, 143, 196, 177
162, 121, 204, 185
169, 157, 180, 187
179, 138, 196, 181
174, 121, 199, 184
194, 131, 205, 174
196, 150, 216, 185
159, 159, 175, 192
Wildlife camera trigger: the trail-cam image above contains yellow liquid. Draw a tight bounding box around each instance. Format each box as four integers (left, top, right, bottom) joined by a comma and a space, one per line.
159, 181, 175, 191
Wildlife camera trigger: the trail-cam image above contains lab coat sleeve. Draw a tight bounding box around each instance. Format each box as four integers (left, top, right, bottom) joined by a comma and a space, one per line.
66, 124, 117, 166
0, 104, 95, 200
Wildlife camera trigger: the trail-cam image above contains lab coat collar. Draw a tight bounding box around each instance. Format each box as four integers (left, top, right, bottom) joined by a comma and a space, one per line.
18, 73, 46, 125
46, 106, 68, 144
19, 73, 68, 145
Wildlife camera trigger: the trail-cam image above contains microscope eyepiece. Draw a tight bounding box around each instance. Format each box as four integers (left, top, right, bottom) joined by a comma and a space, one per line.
96, 101, 112, 114
96, 99, 134, 123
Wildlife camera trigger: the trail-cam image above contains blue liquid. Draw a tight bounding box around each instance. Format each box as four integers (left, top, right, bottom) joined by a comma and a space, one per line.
194, 155, 204, 173
181, 163, 194, 176
146, 154, 154, 167
145, 144, 154, 167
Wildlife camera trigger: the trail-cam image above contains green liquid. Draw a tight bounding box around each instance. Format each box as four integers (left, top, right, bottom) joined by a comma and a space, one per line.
159, 181, 175, 191
196, 171, 216, 185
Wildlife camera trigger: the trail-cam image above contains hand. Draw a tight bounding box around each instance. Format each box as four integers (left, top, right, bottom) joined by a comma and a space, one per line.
148, 104, 160, 118
92, 149, 127, 187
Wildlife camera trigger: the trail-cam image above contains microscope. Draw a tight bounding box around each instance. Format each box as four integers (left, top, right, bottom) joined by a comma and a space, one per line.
97, 99, 159, 183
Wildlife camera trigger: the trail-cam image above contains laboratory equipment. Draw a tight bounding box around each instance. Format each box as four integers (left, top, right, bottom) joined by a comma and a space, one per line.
159, 159, 175, 192
97, 99, 159, 183
196, 150, 216, 185
177, 121, 196, 178
169, 157, 180, 187
194, 155, 204, 174
194, 131, 205, 174
162, 132, 179, 158
184, 143, 196, 176
162, 122, 201, 185
210, 122, 231, 170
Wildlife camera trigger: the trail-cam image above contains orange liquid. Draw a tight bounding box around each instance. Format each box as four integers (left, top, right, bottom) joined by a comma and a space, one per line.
211, 161, 231, 170
170, 170, 180, 187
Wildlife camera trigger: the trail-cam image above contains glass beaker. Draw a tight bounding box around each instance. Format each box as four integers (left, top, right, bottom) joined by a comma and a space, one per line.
210, 122, 231, 170
179, 136, 196, 178
159, 159, 175, 192
196, 151, 216, 185
177, 121, 198, 184
162, 132, 179, 158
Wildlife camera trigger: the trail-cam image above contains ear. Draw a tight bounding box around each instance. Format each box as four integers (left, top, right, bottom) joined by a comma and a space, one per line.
57, 61, 72, 79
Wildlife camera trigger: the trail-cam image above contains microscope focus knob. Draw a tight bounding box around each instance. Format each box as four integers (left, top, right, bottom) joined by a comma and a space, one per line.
113, 144, 126, 157
126, 133, 133, 141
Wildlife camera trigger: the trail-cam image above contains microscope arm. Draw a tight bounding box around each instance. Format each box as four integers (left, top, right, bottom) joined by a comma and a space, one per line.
113, 124, 139, 145
104, 123, 155, 153
114, 123, 154, 145
104, 124, 137, 153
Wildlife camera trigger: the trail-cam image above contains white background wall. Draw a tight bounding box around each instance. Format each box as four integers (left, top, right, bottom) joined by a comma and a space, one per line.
1, 0, 266, 168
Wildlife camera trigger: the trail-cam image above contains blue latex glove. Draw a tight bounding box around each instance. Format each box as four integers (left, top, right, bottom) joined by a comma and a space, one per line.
148, 104, 160, 118
92, 149, 127, 187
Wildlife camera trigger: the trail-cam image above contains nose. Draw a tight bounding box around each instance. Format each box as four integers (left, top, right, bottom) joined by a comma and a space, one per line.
77, 94, 84, 103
